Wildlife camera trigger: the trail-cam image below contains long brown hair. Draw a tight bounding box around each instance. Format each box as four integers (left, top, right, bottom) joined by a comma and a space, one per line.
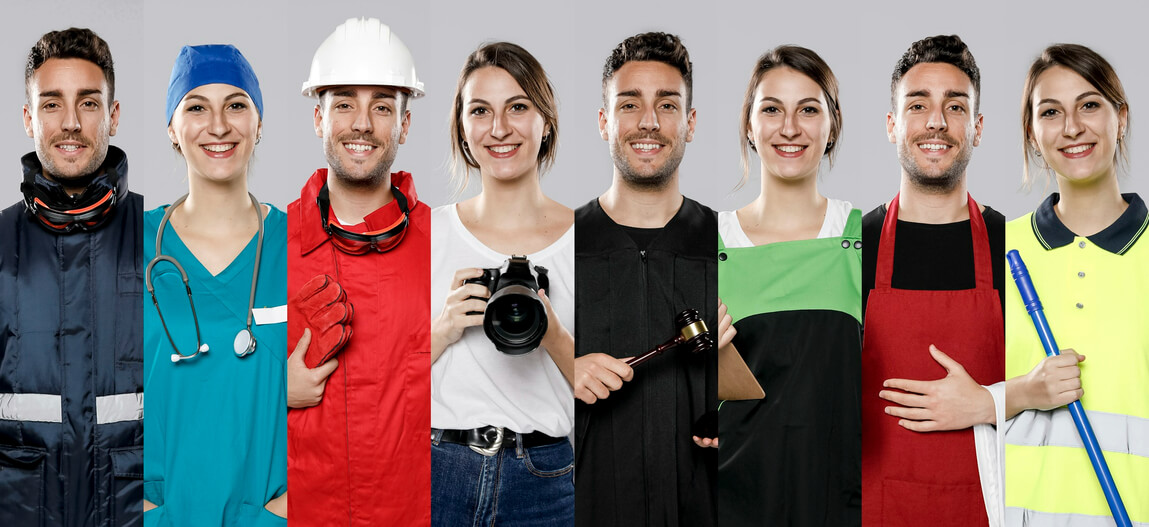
449, 42, 559, 197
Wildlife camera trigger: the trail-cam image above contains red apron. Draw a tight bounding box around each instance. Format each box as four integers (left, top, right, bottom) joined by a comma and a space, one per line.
861, 193, 1003, 526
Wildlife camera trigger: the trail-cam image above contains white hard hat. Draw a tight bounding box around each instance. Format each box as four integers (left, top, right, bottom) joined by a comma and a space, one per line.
302, 18, 425, 98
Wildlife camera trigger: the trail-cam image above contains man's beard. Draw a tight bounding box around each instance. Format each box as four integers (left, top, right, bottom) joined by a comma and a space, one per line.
898, 132, 973, 194
38, 130, 109, 186
610, 131, 685, 191
325, 131, 399, 189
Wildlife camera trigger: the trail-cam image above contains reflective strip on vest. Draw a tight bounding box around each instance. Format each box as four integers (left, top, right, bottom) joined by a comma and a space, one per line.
96, 392, 143, 424
1006, 507, 1149, 527
0, 393, 61, 422
1006, 407, 1149, 459
0, 393, 143, 424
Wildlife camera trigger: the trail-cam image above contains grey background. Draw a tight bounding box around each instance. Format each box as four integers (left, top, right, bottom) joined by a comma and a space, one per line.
2, 0, 1144, 220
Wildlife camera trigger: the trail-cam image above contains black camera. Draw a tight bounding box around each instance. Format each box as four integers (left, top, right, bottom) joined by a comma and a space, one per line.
464, 255, 550, 355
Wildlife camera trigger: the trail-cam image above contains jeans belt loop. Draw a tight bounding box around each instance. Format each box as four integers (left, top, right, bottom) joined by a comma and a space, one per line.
470, 426, 504, 457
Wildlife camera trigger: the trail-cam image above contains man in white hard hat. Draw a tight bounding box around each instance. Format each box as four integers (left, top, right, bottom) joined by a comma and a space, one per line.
285, 17, 430, 526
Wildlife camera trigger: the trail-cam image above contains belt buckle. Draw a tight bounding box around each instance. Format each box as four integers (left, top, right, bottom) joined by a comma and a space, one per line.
470, 426, 504, 457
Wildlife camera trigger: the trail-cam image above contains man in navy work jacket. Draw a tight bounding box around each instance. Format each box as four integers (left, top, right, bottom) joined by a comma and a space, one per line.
0, 27, 143, 527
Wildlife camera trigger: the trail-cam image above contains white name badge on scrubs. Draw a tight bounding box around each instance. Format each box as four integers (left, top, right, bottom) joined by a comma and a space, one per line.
252, 305, 287, 325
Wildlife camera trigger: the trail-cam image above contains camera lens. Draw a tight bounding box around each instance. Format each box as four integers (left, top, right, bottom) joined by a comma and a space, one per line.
484, 285, 548, 355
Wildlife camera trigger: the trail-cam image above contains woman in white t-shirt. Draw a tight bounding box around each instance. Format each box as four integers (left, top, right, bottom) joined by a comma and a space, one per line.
430, 41, 575, 526
716, 46, 863, 527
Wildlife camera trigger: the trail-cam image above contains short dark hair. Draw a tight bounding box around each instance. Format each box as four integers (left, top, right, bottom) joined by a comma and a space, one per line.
1021, 43, 1130, 187
739, 45, 843, 187
890, 35, 979, 113
26, 28, 116, 104
449, 41, 559, 197
602, 32, 693, 108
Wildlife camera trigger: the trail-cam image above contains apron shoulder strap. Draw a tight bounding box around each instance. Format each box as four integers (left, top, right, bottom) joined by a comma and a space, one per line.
874, 195, 900, 289
966, 193, 994, 290
844, 208, 863, 239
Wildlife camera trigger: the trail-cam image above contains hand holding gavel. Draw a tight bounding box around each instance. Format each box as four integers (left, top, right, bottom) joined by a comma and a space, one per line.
626, 309, 714, 367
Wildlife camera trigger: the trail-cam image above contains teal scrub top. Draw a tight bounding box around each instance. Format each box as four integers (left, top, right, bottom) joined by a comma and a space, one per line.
142, 205, 287, 527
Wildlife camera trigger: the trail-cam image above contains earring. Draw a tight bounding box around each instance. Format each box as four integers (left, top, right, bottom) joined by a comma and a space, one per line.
171, 142, 180, 152
748, 138, 756, 151
255, 135, 262, 146
462, 140, 469, 150
825, 140, 835, 152
1034, 150, 1042, 158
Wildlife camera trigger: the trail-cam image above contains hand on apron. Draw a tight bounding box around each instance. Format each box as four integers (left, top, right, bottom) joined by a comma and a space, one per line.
878, 344, 996, 432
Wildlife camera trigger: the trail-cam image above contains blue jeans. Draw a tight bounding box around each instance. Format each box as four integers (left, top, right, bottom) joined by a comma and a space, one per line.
431, 429, 574, 526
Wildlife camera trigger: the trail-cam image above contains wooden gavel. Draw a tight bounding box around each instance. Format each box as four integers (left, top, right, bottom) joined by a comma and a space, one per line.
626, 309, 714, 366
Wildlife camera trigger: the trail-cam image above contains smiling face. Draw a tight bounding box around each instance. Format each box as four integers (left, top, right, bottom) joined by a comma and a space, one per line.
887, 62, 983, 192
1029, 65, 1127, 187
23, 58, 119, 187
167, 83, 260, 184
599, 61, 695, 190
461, 66, 547, 183
749, 67, 833, 182
315, 85, 410, 188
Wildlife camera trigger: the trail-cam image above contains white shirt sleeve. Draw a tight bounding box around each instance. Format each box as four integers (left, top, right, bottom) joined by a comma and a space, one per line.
975, 381, 1006, 527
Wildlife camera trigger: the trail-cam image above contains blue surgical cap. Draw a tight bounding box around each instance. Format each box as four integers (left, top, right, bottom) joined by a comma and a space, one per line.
165, 44, 263, 124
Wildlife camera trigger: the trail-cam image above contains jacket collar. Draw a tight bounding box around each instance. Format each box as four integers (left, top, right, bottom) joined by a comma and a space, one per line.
1032, 192, 1147, 255
297, 168, 419, 255
21, 144, 130, 201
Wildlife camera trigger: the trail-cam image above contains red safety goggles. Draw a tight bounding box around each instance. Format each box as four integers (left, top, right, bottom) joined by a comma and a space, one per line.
25, 188, 117, 233
317, 183, 409, 255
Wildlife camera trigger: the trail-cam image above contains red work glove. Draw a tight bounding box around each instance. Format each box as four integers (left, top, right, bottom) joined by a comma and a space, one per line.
288, 274, 354, 369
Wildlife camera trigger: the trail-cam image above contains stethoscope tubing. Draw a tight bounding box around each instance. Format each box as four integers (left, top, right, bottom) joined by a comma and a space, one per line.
1007, 249, 1131, 527
145, 192, 264, 362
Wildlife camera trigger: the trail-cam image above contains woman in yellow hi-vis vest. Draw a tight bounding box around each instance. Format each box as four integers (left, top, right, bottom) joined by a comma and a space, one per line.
1004, 44, 1149, 526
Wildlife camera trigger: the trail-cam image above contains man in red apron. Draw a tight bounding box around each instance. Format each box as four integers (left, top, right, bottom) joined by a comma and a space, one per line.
860, 35, 1006, 526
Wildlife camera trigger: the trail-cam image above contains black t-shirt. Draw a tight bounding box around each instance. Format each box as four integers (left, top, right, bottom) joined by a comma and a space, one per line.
862, 203, 1006, 318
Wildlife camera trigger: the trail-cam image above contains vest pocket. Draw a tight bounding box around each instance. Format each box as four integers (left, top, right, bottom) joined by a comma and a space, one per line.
0, 445, 46, 527
110, 446, 143, 527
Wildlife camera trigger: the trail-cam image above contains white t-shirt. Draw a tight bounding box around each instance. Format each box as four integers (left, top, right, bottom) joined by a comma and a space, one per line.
430, 204, 574, 437
719, 197, 853, 248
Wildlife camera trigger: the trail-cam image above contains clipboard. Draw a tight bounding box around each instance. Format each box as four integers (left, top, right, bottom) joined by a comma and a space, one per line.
718, 343, 764, 400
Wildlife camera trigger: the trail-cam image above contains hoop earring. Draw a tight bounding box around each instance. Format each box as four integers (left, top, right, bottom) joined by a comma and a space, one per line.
747, 138, 756, 152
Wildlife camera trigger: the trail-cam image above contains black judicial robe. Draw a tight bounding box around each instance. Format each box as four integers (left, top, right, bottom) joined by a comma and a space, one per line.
574, 197, 718, 527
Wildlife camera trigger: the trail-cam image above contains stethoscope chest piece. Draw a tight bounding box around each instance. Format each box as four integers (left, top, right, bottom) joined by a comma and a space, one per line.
234, 328, 256, 358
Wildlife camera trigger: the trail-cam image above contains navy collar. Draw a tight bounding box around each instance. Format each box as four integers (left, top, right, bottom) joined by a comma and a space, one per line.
1031, 193, 1147, 255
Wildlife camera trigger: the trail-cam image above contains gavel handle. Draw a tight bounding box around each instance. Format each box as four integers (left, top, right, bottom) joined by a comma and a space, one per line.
626, 338, 681, 367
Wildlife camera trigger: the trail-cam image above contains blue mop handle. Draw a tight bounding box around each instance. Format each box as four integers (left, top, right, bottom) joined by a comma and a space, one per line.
1007, 249, 1131, 527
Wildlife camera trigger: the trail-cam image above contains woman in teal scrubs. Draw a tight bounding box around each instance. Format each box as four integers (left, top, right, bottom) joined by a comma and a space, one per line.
142, 45, 287, 526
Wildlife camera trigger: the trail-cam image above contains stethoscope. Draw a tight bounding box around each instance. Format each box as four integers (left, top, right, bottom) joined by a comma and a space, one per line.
145, 192, 264, 363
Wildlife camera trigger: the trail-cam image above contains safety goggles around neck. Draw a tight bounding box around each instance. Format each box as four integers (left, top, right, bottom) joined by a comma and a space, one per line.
317, 183, 409, 255
24, 188, 117, 233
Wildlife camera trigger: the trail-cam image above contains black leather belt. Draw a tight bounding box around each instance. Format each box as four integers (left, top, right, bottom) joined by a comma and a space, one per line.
435, 426, 564, 456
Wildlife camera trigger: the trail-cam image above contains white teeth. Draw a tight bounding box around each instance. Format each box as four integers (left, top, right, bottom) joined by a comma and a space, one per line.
1063, 144, 1091, 154
632, 143, 660, 151
920, 143, 949, 151
58, 145, 80, 152
202, 144, 235, 152
776, 145, 805, 153
345, 143, 375, 153
489, 145, 517, 154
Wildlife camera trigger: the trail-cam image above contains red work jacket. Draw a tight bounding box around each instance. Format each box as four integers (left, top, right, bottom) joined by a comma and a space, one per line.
286, 169, 430, 526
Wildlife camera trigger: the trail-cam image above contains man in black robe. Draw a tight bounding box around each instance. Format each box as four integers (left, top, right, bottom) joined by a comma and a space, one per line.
573, 32, 719, 527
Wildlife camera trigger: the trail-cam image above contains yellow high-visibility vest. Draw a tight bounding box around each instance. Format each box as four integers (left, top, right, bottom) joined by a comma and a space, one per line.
1005, 194, 1149, 526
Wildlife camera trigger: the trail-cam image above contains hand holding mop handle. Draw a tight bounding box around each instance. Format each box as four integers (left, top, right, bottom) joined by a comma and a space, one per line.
1007, 249, 1131, 527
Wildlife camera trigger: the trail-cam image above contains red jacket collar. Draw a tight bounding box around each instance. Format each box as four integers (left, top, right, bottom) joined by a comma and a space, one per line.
297, 168, 420, 255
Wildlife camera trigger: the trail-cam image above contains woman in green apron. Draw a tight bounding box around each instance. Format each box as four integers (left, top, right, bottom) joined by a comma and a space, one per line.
716, 46, 861, 527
